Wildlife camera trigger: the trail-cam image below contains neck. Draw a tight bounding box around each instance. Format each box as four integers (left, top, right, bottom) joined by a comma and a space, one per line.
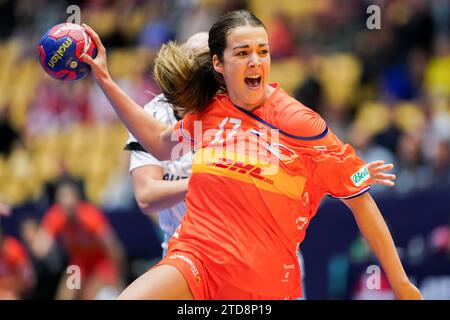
235, 84, 276, 112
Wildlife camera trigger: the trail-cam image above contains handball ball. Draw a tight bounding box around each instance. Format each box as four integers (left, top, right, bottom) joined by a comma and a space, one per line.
38, 23, 97, 81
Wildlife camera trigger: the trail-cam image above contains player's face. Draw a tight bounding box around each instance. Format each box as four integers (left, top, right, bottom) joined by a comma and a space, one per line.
56, 184, 79, 215
213, 25, 270, 111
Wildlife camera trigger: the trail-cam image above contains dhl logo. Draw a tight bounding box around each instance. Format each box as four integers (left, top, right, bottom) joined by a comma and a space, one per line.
47, 37, 73, 68
207, 157, 274, 185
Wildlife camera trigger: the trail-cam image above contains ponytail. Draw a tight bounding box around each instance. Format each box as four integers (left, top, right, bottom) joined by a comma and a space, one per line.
153, 42, 223, 116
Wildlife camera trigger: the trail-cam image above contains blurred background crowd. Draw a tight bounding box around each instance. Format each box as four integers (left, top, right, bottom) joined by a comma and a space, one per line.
0, 0, 449, 300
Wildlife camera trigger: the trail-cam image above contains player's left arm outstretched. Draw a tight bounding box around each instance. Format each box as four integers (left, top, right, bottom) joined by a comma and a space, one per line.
343, 160, 420, 299
341, 193, 422, 300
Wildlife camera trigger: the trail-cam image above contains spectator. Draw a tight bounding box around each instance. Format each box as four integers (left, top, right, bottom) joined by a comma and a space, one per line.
19, 215, 65, 299
395, 132, 430, 194
31, 180, 126, 299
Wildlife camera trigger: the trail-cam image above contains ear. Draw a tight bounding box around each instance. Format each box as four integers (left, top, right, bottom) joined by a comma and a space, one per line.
212, 54, 224, 75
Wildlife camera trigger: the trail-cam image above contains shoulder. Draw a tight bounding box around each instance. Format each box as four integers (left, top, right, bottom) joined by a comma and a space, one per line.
127, 94, 176, 143
43, 205, 65, 222
78, 202, 109, 229
4, 236, 22, 251
181, 100, 215, 125
143, 94, 176, 124
4, 236, 27, 260
129, 149, 161, 171
272, 88, 327, 138
79, 202, 103, 218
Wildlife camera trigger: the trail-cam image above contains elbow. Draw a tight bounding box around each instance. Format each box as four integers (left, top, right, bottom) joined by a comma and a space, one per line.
152, 150, 169, 162
135, 193, 158, 217
133, 175, 164, 216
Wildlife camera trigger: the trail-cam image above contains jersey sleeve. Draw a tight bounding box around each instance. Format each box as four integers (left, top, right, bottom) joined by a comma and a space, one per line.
41, 206, 65, 237
6, 238, 29, 268
311, 130, 371, 199
128, 150, 162, 172
274, 99, 370, 199
80, 203, 110, 236
277, 102, 327, 138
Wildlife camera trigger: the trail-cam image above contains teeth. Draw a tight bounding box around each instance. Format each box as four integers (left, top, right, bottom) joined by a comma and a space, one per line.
246, 75, 261, 79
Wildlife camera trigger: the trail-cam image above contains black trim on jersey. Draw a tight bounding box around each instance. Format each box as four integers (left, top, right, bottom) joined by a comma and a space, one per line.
233, 104, 329, 140
124, 142, 148, 153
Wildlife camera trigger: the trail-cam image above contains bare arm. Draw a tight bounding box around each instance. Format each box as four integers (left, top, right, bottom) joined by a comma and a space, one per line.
80, 24, 177, 160
131, 165, 189, 216
341, 193, 422, 300
30, 228, 55, 259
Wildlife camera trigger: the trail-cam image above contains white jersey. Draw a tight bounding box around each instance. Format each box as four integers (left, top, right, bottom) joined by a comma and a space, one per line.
125, 94, 193, 255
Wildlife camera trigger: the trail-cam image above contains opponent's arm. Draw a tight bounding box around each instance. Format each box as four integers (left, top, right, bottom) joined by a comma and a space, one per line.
80, 24, 176, 160
131, 164, 189, 216
341, 193, 422, 300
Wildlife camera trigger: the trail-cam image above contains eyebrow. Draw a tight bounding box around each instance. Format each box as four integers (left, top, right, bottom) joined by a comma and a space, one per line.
232, 43, 269, 50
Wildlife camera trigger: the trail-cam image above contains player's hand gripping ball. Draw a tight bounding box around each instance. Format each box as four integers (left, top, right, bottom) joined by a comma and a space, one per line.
38, 23, 97, 81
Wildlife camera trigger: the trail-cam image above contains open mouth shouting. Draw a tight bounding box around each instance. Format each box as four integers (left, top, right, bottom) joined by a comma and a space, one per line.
244, 74, 262, 90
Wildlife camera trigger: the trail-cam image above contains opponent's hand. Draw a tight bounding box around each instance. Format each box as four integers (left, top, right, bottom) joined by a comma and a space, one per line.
367, 160, 396, 187
80, 24, 110, 82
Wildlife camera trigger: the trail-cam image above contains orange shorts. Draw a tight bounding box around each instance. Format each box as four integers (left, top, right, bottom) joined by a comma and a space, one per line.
155, 250, 290, 300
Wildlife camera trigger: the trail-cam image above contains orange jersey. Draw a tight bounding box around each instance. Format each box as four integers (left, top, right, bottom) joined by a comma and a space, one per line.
0, 236, 31, 279
171, 83, 370, 298
42, 202, 111, 263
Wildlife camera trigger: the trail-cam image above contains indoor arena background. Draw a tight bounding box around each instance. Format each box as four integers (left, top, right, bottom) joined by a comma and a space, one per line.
0, 0, 449, 299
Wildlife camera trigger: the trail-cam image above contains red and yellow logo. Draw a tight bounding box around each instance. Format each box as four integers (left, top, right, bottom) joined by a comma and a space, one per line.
193, 148, 306, 199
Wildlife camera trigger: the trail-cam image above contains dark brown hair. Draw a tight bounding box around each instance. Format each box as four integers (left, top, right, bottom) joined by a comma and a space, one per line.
153, 10, 266, 116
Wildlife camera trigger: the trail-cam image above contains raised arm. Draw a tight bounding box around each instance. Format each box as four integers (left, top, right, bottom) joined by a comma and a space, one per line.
341, 193, 422, 300
80, 24, 177, 160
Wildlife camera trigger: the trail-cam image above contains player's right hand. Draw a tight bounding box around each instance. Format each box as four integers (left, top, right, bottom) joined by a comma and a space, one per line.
80, 24, 110, 82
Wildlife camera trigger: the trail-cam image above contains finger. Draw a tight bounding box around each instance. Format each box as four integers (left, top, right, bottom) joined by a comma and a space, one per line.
82, 23, 105, 52
371, 163, 394, 174
80, 53, 94, 66
373, 179, 395, 187
373, 173, 396, 180
366, 160, 384, 170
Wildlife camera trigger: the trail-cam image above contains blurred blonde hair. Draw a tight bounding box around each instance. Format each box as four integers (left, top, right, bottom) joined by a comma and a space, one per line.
154, 42, 220, 116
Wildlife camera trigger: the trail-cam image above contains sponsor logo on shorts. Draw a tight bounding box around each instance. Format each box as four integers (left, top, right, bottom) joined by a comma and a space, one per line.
282, 271, 290, 283
169, 254, 201, 283
295, 216, 308, 231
